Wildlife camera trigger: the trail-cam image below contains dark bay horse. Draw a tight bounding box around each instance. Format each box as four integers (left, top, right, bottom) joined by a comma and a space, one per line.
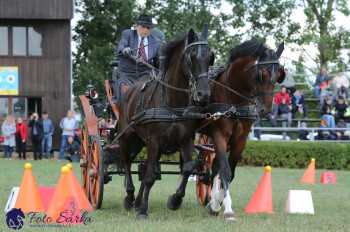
203, 39, 285, 220
115, 27, 214, 219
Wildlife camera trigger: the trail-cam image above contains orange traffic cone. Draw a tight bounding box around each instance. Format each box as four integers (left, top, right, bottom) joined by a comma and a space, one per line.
300, 158, 316, 184
46, 165, 92, 222
245, 166, 274, 214
15, 163, 45, 213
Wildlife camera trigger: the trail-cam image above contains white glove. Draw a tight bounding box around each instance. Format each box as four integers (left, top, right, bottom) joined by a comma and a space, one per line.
122, 47, 131, 56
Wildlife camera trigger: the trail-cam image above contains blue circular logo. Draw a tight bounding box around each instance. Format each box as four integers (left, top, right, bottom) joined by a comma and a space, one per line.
6, 208, 25, 230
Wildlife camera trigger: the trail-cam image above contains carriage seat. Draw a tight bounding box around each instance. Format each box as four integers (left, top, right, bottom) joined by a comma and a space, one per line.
208, 66, 226, 80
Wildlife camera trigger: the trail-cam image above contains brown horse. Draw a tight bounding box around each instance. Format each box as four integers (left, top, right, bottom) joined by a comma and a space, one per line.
115, 27, 214, 219
203, 39, 285, 220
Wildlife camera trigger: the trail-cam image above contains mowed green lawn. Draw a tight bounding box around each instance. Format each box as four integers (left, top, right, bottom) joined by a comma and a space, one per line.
0, 159, 349, 232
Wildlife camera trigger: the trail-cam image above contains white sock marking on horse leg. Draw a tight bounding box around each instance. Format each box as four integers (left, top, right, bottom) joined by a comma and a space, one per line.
223, 189, 234, 215
209, 175, 224, 212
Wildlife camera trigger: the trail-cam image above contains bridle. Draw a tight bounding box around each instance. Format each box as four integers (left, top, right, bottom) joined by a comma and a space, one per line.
158, 40, 210, 103
209, 57, 281, 104
182, 41, 210, 103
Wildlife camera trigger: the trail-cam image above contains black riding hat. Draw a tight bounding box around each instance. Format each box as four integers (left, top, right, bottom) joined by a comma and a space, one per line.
136, 15, 154, 28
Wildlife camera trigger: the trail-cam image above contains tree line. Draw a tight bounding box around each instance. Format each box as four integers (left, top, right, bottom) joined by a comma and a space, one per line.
73, 0, 350, 96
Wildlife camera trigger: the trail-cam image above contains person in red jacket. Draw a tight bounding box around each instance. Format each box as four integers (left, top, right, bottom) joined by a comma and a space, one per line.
270, 85, 292, 126
16, 117, 27, 159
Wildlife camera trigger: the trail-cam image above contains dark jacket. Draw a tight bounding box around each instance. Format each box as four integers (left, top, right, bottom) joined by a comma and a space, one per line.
117, 29, 162, 74
292, 95, 305, 106
321, 103, 333, 115
66, 141, 80, 156
335, 102, 348, 119
279, 103, 290, 114
28, 119, 44, 140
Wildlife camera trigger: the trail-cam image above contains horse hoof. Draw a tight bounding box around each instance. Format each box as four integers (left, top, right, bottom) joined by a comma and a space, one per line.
136, 213, 148, 220
167, 194, 183, 210
123, 197, 134, 210
224, 212, 237, 222
206, 203, 219, 216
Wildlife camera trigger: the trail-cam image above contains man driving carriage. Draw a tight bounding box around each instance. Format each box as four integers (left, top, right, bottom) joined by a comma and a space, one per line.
114, 14, 165, 103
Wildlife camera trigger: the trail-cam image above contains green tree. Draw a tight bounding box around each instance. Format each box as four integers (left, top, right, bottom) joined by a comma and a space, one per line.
300, 0, 350, 72
145, 0, 237, 62
227, 0, 300, 43
292, 55, 307, 83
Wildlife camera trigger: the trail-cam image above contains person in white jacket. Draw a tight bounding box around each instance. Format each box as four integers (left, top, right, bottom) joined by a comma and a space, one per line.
2, 115, 16, 159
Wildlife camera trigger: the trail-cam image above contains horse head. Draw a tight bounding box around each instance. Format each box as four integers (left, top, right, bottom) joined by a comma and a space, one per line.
225, 40, 285, 116
182, 26, 213, 105
250, 42, 286, 115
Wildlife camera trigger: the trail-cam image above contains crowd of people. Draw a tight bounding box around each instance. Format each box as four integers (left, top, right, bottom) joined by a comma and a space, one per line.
266, 67, 350, 141
1, 110, 81, 161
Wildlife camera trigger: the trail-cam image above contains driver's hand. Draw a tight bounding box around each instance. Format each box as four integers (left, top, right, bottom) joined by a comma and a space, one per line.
122, 47, 131, 56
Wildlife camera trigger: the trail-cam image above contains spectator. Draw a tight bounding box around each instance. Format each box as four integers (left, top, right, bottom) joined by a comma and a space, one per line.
1, 115, 16, 159
316, 119, 337, 140
298, 122, 309, 140
292, 90, 307, 119
270, 86, 292, 127
29, 113, 44, 160
335, 119, 349, 140
15, 117, 27, 160
314, 67, 329, 98
332, 73, 349, 97
64, 136, 80, 162
59, 110, 78, 160
337, 86, 349, 100
319, 79, 333, 108
321, 97, 336, 129
334, 96, 348, 122
41, 111, 54, 159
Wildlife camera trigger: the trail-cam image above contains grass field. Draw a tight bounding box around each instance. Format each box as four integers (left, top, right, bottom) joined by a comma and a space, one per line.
0, 159, 349, 232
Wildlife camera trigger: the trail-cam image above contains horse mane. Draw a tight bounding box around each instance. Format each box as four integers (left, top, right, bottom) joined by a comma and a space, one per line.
161, 34, 187, 73
228, 38, 267, 64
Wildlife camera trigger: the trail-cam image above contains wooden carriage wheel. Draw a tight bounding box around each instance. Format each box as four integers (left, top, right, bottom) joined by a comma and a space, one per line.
196, 135, 215, 206
87, 136, 104, 209
80, 125, 89, 196
79, 95, 105, 209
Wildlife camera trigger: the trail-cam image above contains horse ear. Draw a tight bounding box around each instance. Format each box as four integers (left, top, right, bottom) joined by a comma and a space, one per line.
187, 28, 196, 45
201, 24, 209, 40
277, 66, 286, 83
209, 50, 215, 66
276, 42, 284, 58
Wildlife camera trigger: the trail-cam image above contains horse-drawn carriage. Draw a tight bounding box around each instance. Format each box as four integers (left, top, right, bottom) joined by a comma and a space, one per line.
78, 27, 286, 220
79, 81, 215, 209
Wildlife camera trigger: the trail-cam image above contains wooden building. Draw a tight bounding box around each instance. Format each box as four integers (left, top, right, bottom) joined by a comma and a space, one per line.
0, 0, 73, 147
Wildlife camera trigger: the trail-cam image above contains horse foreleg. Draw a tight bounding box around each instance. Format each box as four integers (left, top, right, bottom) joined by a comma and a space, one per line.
222, 189, 236, 221
211, 132, 231, 194
167, 139, 195, 210
123, 162, 135, 210
207, 175, 225, 215
136, 143, 159, 219
134, 182, 144, 211
120, 143, 135, 210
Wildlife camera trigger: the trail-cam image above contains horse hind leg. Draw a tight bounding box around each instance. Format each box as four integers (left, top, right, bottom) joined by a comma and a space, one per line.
121, 144, 135, 210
